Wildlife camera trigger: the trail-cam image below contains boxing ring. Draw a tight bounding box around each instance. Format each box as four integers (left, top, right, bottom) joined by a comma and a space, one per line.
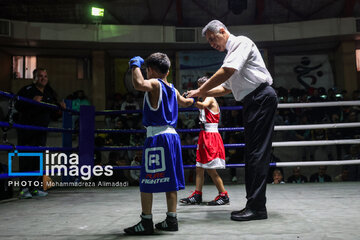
0, 90, 359, 239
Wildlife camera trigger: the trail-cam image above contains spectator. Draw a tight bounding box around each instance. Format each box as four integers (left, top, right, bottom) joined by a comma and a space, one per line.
16, 68, 65, 199
226, 133, 244, 183
94, 135, 106, 166
287, 167, 308, 183
121, 93, 140, 129
267, 148, 283, 183
105, 93, 123, 129
328, 112, 343, 159
334, 167, 351, 182
292, 114, 312, 160
310, 128, 328, 161
343, 145, 360, 181
107, 152, 132, 183
310, 166, 332, 183
351, 89, 360, 101
108, 119, 130, 147
130, 150, 142, 185
71, 90, 91, 130
272, 169, 285, 184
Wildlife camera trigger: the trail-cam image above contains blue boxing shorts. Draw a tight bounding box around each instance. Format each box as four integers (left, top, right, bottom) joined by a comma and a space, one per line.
140, 132, 185, 193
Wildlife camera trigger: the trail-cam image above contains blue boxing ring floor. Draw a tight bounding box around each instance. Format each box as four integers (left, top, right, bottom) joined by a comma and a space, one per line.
0, 182, 359, 240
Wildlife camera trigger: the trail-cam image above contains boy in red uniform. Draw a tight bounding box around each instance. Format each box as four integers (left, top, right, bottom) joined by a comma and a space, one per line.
180, 76, 229, 205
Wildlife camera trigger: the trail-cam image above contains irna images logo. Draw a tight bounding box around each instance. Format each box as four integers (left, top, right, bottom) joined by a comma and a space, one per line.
8, 150, 43, 176
8, 150, 113, 180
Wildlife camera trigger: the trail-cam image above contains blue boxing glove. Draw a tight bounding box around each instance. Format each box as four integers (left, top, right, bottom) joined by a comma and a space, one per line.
129, 56, 144, 68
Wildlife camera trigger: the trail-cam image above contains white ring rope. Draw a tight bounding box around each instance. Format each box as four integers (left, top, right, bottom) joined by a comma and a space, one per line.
275, 159, 360, 167
278, 100, 360, 108
274, 122, 360, 131
273, 139, 360, 147
260, 101, 360, 166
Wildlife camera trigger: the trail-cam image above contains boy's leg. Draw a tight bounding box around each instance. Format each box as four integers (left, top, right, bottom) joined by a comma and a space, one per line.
179, 167, 203, 204
155, 191, 179, 231
195, 167, 205, 192
141, 192, 153, 215
206, 169, 229, 206
166, 191, 177, 213
124, 192, 154, 235
206, 169, 225, 193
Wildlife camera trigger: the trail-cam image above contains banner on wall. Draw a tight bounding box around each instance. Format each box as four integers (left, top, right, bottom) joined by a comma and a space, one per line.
115, 58, 174, 96
114, 58, 130, 96
274, 55, 334, 90
178, 51, 225, 91
178, 50, 267, 92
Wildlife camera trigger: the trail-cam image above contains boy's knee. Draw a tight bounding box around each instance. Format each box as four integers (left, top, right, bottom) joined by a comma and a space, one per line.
206, 169, 218, 176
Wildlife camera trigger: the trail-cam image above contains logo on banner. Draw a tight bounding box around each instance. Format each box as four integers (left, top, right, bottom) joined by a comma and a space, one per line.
145, 147, 165, 173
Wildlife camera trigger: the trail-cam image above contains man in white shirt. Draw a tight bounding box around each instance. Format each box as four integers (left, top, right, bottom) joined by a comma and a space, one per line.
187, 20, 278, 221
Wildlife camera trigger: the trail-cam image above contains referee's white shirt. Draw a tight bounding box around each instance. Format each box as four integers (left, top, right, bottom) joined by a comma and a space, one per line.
221, 34, 273, 101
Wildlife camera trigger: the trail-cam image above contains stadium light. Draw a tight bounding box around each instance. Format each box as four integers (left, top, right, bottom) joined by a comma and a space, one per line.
91, 7, 104, 17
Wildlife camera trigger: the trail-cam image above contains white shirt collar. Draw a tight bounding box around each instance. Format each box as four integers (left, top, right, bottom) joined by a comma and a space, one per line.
225, 34, 235, 51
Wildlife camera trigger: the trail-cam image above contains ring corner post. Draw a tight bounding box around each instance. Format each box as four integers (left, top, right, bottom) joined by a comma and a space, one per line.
79, 105, 95, 171
62, 99, 73, 148
61, 99, 73, 182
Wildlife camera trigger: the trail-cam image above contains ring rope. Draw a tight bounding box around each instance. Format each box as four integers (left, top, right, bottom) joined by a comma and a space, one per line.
1, 95, 17, 149
273, 139, 360, 147
94, 127, 245, 134
0, 90, 78, 114
95, 122, 359, 134
273, 159, 360, 167
1, 159, 359, 180
95, 139, 360, 151
275, 122, 360, 131
0, 121, 76, 133
95, 143, 246, 151
0, 145, 76, 152
278, 101, 360, 108
93, 101, 360, 116
94, 106, 244, 115
97, 159, 360, 171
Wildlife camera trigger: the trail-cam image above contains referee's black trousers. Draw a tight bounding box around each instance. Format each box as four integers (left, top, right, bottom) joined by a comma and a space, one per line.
242, 83, 278, 211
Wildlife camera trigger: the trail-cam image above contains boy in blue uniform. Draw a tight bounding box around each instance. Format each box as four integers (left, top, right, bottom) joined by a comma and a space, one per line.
124, 53, 194, 235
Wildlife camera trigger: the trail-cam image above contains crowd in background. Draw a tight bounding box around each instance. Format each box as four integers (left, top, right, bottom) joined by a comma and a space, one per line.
95, 86, 360, 185
1, 84, 359, 186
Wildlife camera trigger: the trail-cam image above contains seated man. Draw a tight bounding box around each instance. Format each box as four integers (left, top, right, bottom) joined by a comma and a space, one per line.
310, 166, 332, 183
287, 167, 308, 183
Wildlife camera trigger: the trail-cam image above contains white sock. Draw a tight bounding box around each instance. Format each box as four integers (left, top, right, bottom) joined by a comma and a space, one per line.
167, 212, 177, 218
141, 213, 152, 219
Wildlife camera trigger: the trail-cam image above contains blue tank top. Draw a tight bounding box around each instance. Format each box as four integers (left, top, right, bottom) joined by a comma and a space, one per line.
142, 79, 178, 128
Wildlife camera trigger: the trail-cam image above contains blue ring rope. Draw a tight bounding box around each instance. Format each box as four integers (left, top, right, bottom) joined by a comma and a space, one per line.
0, 121, 76, 133
95, 127, 244, 134
95, 143, 245, 151
95, 105, 243, 115
0, 163, 277, 179
0, 145, 77, 152
113, 162, 276, 170
0, 90, 78, 115
111, 163, 263, 170
1, 90, 243, 116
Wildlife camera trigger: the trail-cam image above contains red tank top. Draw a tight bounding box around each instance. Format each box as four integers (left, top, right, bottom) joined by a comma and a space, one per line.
199, 107, 220, 124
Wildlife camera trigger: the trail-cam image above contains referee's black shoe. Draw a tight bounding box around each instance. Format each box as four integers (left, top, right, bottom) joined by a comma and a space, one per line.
231, 208, 268, 221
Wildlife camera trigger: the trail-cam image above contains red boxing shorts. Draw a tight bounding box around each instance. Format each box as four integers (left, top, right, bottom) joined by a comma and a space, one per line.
196, 131, 225, 169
